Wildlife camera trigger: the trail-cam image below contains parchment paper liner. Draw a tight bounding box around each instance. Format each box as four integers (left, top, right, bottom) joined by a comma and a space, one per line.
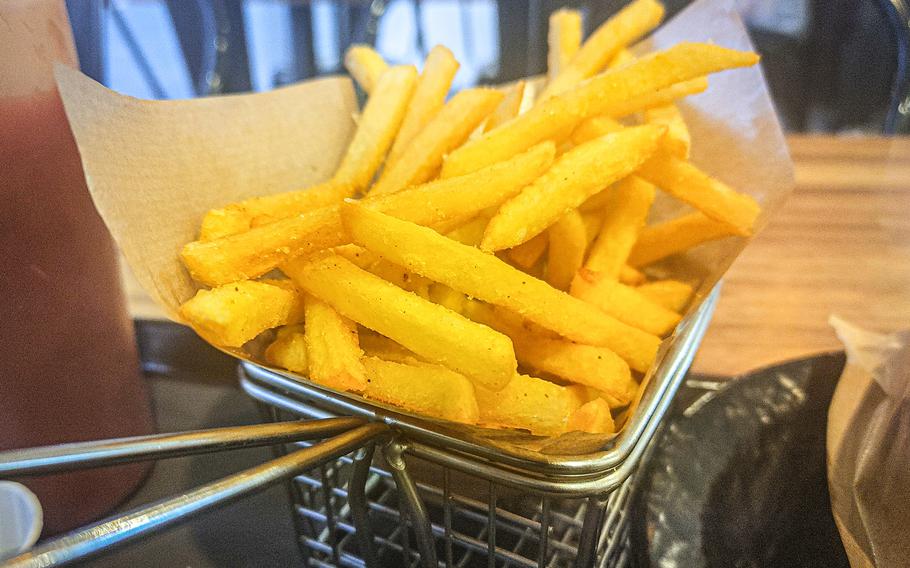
57, 0, 793, 456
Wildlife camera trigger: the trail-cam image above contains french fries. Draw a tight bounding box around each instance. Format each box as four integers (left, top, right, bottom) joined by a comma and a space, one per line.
342, 202, 661, 372
333, 65, 418, 192
362, 357, 480, 424
637, 279, 695, 312
541, 0, 665, 98
628, 211, 736, 267
304, 296, 368, 393
638, 151, 761, 235
546, 209, 587, 290
387, 45, 460, 167
177, 15, 768, 436
579, 175, 655, 282
547, 9, 583, 82
264, 324, 308, 375
476, 374, 585, 436
481, 125, 664, 252
442, 43, 756, 178
369, 88, 504, 195
343, 45, 388, 93
282, 253, 517, 391
485, 81, 526, 132
571, 271, 681, 336
465, 301, 635, 402
179, 280, 301, 348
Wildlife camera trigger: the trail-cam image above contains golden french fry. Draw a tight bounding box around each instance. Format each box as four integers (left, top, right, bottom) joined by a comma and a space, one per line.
606, 76, 707, 118
358, 331, 427, 365
619, 264, 646, 285
645, 103, 690, 158
428, 284, 467, 314
566, 398, 616, 434
485, 81, 526, 132
570, 115, 624, 147
342, 203, 661, 372
343, 45, 389, 93
541, 0, 664, 98
304, 295, 368, 392
386, 45, 460, 167
547, 9, 583, 82
362, 357, 479, 424
333, 65, 418, 192
638, 152, 760, 235
333, 244, 432, 294
445, 216, 489, 246
580, 175, 655, 282
258, 278, 306, 324
365, 141, 555, 227
283, 253, 517, 391
181, 205, 346, 287
507, 232, 548, 270
264, 324, 309, 375
199, 180, 354, 241
465, 301, 635, 402
571, 270, 680, 336
179, 280, 299, 348
546, 209, 587, 291
581, 209, 603, 243
475, 374, 584, 436
369, 88, 504, 195
628, 211, 736, 267
481, 125, 664, 252
441, 43, 755, 178
637, 279, 695, 312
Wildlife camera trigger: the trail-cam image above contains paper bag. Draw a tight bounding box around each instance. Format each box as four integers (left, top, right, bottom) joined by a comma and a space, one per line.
828, 317, 910, 567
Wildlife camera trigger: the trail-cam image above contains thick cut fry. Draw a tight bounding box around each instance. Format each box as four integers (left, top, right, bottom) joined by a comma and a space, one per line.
441, 42, 756, 177
475, 374, 584, 436
508, 232, 548, 270
628, 211, 735, 267
485, 81, 526, 132
581, 210, 603, 243
546, 209, 587, 290
547, 9, 583, 82
304, 296, 368, 392
365, 142, 555, 227
181, 205, 346, 286
199, 180, 354, 241
283, 254, 516, 390
606, 48, 636, 70
264, 324, 309, 375
465, 301, 634, 402
387, 46, 460, 167
645, 103, 690, 158
481, 125, 664, 252
342, 203, 661, 372
369, 88, 504, 195
566, 398, 616, 434
571, 270, 681, 336
619, 265, 646, 285
446, 216, 489, 246
638, 152, 761, 235
637, 279, 695, 312
570, 115, 624, 147
179, 280, 298, 348
344, 45, 388, 93
258, 278, 306, 324
429, 284, 467, 314
358, 331, 426, 365
333, 65, 417, 192
581, 176, 655, 281
362, 357, 479, 424
542, 0, 665, 98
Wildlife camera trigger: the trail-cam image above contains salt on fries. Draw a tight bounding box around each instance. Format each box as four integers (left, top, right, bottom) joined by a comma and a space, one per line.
177, 3, 761, 438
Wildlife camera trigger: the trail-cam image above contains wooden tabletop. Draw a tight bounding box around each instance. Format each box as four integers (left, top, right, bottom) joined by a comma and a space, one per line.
124, 134, 910, 378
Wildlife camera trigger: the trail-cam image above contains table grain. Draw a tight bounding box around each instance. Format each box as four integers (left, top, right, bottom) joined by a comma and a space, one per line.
123, 135, 910, 378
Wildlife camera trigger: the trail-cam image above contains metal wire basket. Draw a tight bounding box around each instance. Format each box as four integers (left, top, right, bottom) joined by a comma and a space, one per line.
239, 287, 721, 568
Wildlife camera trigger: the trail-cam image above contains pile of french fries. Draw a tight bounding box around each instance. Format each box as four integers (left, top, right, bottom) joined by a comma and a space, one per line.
178, 0, 761, 438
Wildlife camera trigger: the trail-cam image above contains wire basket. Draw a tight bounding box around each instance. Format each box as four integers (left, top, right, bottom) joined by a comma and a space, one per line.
239, 287, 721, 568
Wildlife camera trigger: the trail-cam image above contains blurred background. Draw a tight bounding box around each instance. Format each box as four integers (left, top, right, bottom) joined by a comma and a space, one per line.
64, 0, 909, 133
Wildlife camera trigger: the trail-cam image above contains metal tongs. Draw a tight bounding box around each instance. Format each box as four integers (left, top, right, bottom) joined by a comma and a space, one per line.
0, 418, 388, 567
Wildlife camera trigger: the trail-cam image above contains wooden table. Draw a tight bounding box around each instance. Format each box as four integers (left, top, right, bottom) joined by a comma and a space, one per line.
124, 134, 910, 378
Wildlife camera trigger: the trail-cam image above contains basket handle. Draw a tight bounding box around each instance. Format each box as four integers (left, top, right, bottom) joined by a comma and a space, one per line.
0, 420, 387, 567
